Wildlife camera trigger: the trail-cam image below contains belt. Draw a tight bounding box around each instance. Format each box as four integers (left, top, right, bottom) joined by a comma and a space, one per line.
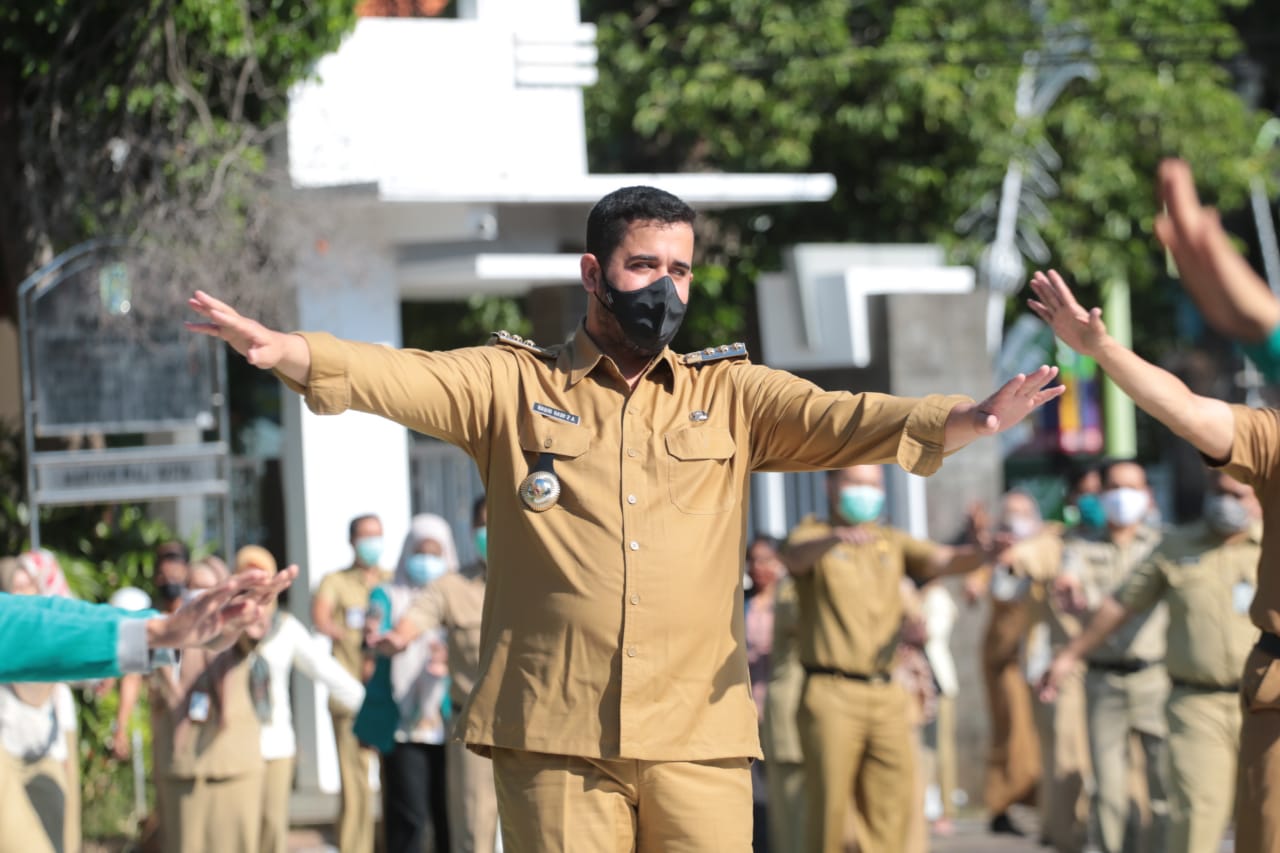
1087, 658, 1157, 675
1258, 630, 1280, 659
803, 665, 892, 684
1170, 678, 1241, 693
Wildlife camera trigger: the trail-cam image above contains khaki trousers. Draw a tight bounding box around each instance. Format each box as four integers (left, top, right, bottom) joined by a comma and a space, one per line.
1235, 645, 1280, 852
983, 657, 1042, 814
333, 709, 375, 853
1084, 666, 1169, 853
1034, 667, 1092, 853
163, 770, 264, 853
765, 759, 805, 853
798, 676, 914, 853
490, 747, 751, 853
260, 757, 295, 853
0, 752, 55, 853
447, 740, 499, 853
1165, 687, 1238, 853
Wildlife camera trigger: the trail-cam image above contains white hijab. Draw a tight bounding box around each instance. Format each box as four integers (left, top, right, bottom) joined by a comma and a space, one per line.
387, 514, 459, 721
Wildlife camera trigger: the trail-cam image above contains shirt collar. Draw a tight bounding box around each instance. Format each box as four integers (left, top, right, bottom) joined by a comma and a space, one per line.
564, 321, 677, 389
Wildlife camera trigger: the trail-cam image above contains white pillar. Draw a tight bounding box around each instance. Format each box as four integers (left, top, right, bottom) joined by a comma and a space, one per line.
283, 240, 412, 794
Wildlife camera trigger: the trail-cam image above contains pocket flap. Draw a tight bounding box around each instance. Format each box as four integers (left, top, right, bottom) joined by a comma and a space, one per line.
664, 427, 736, 461
519, 418, 591, 458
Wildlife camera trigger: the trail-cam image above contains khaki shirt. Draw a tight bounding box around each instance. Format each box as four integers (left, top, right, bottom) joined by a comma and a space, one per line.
1114, 521, 1261, 687
166, 649, 261, 781
1064, 525, 1165, 665
404, 561, 487, 707
789, 517, 941, 675
1009, 524, 1079, 649
762, 577, 804, 764
1214, 405, 1280, 635
315, 565, 384, 684
282, 325, 965, 761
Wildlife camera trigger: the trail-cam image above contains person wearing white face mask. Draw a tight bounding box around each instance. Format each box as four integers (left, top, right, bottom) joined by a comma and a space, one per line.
1039, 469, 1260, 853
1051, 459, 1167, 853
357, 513, 457, 853
781, 464, 998, 853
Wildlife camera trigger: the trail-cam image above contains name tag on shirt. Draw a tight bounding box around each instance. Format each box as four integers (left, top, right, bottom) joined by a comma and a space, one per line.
1234, 581, 1255, 616
532, 402, 580, 425
188, 691, 210, 723
345, 607, 366, 630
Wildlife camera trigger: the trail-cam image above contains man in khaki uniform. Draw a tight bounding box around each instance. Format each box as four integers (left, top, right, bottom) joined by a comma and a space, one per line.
189, 185, 1062, 851
1043, 469, 1262, 853
312, 513, 386, 853
783, 464, 996, 853
763, 574, 806, 853
1053, 459, 1167, 853
1009, 518, 1093, 852
377, 497, 499, 853
963, 492, 1043, 837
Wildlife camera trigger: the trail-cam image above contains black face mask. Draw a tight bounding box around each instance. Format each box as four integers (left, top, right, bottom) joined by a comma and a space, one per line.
597, 275, 688, 355
157, 582, 186, 603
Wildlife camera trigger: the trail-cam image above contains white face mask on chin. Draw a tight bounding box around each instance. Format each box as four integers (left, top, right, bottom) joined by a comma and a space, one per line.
1100, 487, 1149, 527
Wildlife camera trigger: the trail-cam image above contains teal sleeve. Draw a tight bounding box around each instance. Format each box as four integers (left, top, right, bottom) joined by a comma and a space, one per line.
0, 593, 133, 681
1242, 324, 1280, 383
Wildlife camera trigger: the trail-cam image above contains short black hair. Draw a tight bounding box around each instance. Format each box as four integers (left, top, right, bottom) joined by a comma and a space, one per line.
747, 534, 784, 559
585, 186, 697, 271
155, 540, 189, 565
348, 513, 380, 541
1099, 458, 1143, 486
471, 495, 487, 526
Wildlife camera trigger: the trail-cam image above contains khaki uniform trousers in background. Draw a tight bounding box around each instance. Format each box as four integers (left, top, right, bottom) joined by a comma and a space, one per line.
489, 747, 751, 853
799, 676, 914, 853
0, 751, 55, 853
982, 598, 1041, 816
332, 707, 375, 853
1165, 686, 1239, 853
448, 740, 499, 853
260, 756, 295, 853
1034, 665, 1092, 853
1085, 665, 1169, 853
163, 770, 264, 853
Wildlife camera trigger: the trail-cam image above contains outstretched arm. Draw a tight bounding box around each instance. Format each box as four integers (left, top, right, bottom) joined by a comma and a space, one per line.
1155, 158, 1280, 344
942, 366, 1064, 452
1028, 269, 1236, 461
186, 291, 312, 385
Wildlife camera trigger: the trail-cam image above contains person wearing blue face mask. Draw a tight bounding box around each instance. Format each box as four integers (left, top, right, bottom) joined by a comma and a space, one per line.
373, 496, 499, 853
358, 513, 457, 853
781, 464, 999, 853
311, 513, 388, 853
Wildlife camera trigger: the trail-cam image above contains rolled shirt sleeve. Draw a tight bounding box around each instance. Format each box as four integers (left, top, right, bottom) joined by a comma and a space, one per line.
1111, 557, 1169, 616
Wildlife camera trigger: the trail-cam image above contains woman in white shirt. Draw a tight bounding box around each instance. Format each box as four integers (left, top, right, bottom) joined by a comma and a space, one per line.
0, 556, 79, 853
236, 546, 366, 853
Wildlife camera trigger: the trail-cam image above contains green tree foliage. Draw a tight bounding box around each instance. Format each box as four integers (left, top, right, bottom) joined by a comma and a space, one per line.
0, 0, 358, 319
583, 0, 1276, 355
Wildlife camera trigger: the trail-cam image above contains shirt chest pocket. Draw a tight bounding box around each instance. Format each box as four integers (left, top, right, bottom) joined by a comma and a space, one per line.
517, 416, 592, 510
664, 427, 737, 515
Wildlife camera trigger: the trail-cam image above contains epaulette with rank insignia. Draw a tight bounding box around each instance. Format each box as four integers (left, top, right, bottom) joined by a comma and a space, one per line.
489, 330, 559, 360
679, 342, 749, 366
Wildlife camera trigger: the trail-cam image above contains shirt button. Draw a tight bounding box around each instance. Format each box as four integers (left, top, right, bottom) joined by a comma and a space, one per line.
543, 438, 553, 449
629, 541, 639, 551
630, 594, 640, 605
627, 495, 637, 505
627, 646, 638, 657
627, 448, 638, 457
